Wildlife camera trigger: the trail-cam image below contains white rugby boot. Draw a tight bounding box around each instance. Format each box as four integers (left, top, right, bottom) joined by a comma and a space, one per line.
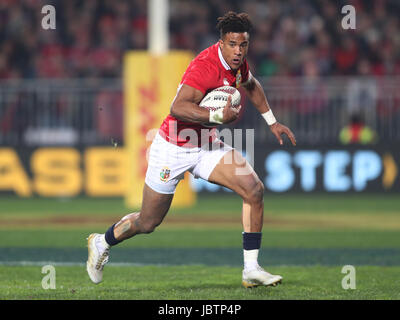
242, 265, 283, 288
86, 233, 110, 284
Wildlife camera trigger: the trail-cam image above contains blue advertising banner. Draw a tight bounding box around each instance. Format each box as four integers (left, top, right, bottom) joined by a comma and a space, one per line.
191, 146, 399, 193
1, 145, 398, 196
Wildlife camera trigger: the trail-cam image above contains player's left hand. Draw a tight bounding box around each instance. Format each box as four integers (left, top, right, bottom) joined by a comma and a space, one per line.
270, 122, 296, 146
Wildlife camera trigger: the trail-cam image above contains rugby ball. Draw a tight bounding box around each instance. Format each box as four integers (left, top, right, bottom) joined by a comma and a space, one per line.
199, 86, 241, 127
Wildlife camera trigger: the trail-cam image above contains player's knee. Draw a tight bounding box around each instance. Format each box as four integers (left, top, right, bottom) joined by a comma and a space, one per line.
253, 180, 265, 203
244, 179, 264, 204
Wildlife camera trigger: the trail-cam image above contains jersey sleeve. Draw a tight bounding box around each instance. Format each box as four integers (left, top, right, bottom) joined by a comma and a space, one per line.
181, 62, 216, 95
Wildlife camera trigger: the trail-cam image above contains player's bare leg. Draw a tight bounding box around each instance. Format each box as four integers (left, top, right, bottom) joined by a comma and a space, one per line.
86, 184, 173, 283
112, 184, 174, 240
208, 149, 282, 287
208, 149, 264, 232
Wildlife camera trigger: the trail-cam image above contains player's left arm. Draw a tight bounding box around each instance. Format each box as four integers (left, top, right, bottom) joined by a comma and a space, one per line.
242, 74, 296, 146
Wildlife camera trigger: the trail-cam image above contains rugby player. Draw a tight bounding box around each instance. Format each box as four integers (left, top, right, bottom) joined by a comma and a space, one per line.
87, 11, 296, 288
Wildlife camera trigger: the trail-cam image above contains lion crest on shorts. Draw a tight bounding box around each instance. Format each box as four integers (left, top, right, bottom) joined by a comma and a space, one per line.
160, 167, 171, 182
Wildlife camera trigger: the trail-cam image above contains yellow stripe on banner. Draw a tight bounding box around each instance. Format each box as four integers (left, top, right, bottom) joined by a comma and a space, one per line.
123, 51, 196, 209
383, 153, 398, 190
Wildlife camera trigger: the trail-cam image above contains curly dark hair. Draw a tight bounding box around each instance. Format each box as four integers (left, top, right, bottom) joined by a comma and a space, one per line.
216, 11, 253, 38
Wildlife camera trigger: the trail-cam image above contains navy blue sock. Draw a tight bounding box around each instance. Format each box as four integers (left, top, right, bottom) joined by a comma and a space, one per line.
105, 224, 122, 246
242, 232, 262, 250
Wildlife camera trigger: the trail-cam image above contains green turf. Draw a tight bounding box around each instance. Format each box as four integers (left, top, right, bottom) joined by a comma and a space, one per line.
0, 194, 399, 216
1, 228, 400, 248
1, 194, 399, 300
1, 265, 399, 300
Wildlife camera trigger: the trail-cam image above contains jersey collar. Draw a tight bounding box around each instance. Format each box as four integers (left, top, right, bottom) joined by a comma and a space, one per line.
218, 45, 231, 71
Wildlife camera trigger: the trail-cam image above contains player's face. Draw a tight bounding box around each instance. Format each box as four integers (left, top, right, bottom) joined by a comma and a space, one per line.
219, 32, 249, 70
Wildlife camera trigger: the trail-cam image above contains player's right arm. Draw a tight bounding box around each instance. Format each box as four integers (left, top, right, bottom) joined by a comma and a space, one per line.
170, 84, 240, 125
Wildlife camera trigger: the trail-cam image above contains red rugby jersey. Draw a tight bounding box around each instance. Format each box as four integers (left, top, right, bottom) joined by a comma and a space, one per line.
158, 42, 251, 147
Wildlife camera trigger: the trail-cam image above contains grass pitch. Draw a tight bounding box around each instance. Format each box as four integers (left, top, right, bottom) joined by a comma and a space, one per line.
0, 194, 399, 300
1, 265, 399, 300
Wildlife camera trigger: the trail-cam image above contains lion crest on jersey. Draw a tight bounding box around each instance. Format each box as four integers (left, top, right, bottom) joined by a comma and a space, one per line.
160, 167, 171, 182
236, 70, 242, 88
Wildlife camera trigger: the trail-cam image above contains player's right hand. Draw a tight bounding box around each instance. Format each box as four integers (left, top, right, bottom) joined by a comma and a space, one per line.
222, 96, 241, 124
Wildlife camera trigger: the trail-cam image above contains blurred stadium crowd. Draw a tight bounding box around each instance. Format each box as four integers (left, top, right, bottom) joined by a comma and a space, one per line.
0, 0, 399, 146
1, 0, 400, 79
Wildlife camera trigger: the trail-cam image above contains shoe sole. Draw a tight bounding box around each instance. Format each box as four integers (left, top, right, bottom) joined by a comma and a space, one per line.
242, 279, 282, 288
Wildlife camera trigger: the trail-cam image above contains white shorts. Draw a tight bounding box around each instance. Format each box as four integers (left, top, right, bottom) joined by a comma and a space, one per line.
145, 133, 233, 194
